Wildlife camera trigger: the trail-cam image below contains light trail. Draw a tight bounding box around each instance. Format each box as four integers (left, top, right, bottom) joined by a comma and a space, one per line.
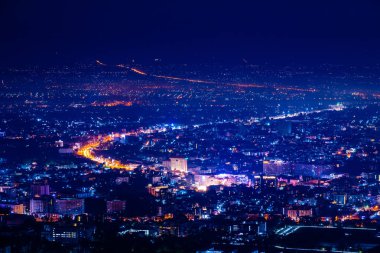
96, 60, 107, 66
77, 135, 138, 170
275, 226, 300, 236
98, 60, 319, 91
114, 61, 216, 83
76, 127, 169, 170
274, 86, 317, 92
91, 101, 133, 107
152, 74, 216, 84
130, 68, 148, 76
232, 83, 266, 88
268, 104, 344, 120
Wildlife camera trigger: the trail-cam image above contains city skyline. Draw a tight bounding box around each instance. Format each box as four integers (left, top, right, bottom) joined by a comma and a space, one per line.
1, 1, 380, 252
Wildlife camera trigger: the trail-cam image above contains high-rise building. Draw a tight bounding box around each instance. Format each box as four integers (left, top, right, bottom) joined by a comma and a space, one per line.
170, 157, 188, 173
30, 199, 44, 214
30, 197, 54, 214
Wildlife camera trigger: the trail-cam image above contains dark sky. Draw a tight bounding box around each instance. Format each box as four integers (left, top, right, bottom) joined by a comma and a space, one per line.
1, 0, 380, 65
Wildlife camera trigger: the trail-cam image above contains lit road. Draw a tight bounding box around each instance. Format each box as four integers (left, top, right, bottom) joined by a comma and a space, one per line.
76, 104, 346, 170
76, 127, 170, 170
152, 74, 216, 84
268, 104, 345, 120
77, 134, 137, 170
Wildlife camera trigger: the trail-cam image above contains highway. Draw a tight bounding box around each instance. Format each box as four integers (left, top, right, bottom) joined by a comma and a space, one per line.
77, 134, 137, 170
76, 127, 169, 170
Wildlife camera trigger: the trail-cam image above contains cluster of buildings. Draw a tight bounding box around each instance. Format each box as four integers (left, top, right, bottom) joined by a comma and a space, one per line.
0, 63, 380, 251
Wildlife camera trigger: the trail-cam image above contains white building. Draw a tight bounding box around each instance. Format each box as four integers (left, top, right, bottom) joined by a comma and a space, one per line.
170, 157, 188, 173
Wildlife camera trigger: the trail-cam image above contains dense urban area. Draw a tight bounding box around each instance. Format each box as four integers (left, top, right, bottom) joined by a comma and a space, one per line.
1, 61, 380, 252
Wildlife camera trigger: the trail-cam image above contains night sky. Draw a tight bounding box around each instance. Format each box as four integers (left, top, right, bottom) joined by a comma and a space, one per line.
1, 0, 380, 65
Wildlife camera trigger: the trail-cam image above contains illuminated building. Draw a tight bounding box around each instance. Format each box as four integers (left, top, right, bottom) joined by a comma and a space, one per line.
194, 174, 249, 190
194, 206, 211, 220
332, 194, 347, 205
51, 228, 78, 243
162, 160, 171, 169
170, 157, 188, 173
258, 222, 267, 236
30, 198, 44, 214
30, 197, 54, 214
54, 140, 64, 147
148, 185, 169, 197
277, 176, 299, 186
12, 204, 26, 214
107, 200, 126, 214
115, 177, 130, 185
151, 176, 161, 184
253, 175, 277, 190
31, 184, 50, 197
263, 159, 292, 176
42, 224, 96, 244
0, 186, 11, 193
284, 207, 313, 220
0, 203, 25, 214
55, 199, 84, 215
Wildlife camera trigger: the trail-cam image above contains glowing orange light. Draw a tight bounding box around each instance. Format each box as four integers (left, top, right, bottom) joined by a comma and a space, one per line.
77, 135, 135, 170
91, 101, 133, 107
130, 68, 148, 76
